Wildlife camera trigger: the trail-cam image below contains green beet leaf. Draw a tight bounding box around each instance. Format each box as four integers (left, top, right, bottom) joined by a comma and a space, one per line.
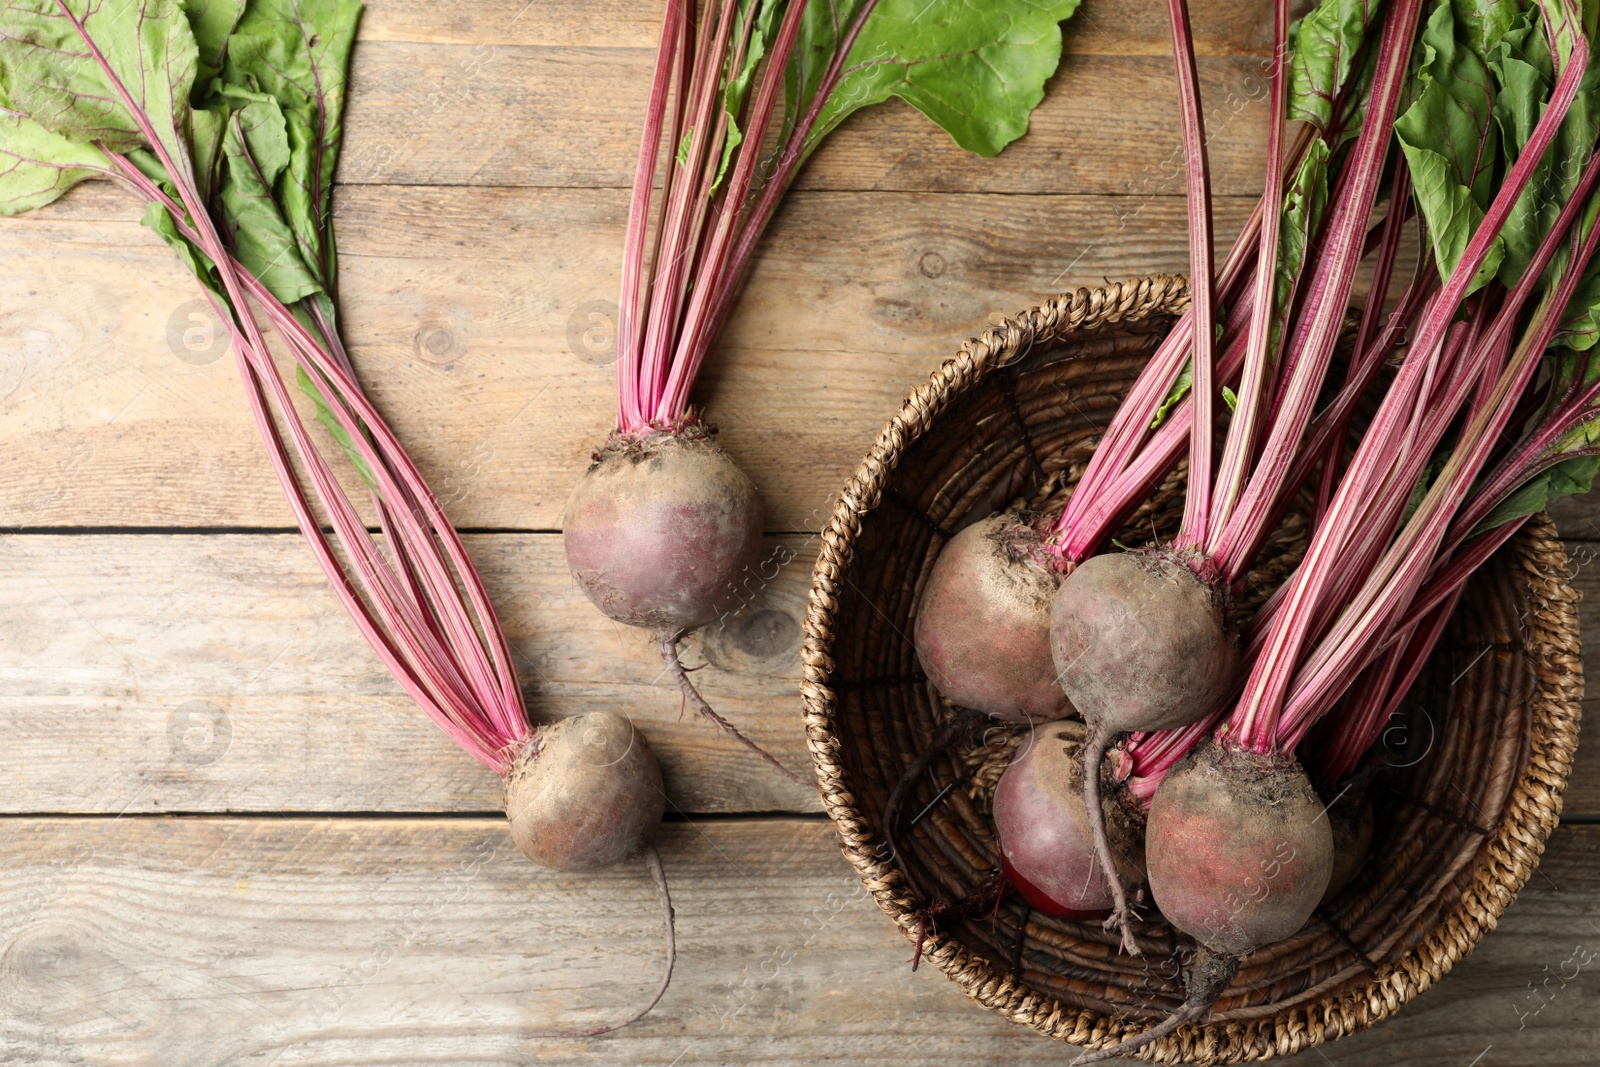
1274, 138, 1332, 352
1395, 0, 1503, 292
1150, 361, 1193, 430
1558, 262, 1600, 349
1449, 0, 1520, 57
217, 91, 324, 305
1488, 9, 1554, 287
140, 199, 222, 296
1288, 0, 1385, 130
1472, 453, 1600, 533
789, 0, 1081, 161
0, 104, 111, 214
296, 364, 378, 488
0, 0, 198, 164
224, 0, 364, 288
188, 0, 246, 91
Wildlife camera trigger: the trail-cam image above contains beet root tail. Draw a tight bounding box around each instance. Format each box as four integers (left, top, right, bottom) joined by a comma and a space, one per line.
1070, 946, 1238, 1065
1082, 723, 1142, 957
1070, 998, 1208, 1065
534, 843, 676, 1038
657, 629, 808, 785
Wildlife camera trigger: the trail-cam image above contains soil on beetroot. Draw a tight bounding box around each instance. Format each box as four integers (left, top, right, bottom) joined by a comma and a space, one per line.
1146, 740, 1335, 959
1050, 548, 1241, 736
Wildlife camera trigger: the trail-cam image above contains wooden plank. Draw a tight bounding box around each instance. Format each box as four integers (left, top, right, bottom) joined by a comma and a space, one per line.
357, 0, 1276, 56
336, 45, 1272, 194
0, 816, 1594, 1065
0, 533, 819, 816
0, 184, 1256, 531
0, 817, 1005, 1065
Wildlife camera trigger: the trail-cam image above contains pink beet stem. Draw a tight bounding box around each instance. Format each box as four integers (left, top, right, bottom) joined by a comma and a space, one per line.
1229, 2, 1589, 752
1165, 0, 1218, 549
1207, 0, 1287, 540
72, 2, 533, 771
617, 0, 884, 431
1207, 0, 1427, 584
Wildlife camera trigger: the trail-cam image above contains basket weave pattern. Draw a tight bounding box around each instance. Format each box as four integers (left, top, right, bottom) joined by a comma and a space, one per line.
799, 278, 1583, 1064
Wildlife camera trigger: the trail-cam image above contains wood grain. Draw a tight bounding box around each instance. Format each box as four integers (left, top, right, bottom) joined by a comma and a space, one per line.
0, 533, 820, 816
337, 48, 1271, 194
0, 816, 1594, 1067
0, 184, 1257, 531
357, 0, 1276, 56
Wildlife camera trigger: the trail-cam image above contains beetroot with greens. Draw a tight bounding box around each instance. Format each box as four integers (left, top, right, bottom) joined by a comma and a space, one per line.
1073, 0, 1600, 1057
572, 0, 1082, 781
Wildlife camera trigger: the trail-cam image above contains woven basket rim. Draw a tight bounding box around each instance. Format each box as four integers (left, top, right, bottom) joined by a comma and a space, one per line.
798, 277, 1585, 1064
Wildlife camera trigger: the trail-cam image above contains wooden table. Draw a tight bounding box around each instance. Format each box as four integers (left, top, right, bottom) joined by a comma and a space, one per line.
1, 2, 1595, 1063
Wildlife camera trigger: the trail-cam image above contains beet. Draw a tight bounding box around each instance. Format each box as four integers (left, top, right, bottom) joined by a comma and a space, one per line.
1073, 740, 1332, 1063
1147, 739, 1332, 955
915, 512, 1071, 723
993, 720, 1146, 919
1050, 550, 1238, 737
504, 712, 666, 872
564, 427, 803, 783
564, 427, 762, 632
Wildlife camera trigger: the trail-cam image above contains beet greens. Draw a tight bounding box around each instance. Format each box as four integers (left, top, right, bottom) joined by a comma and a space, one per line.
1, 0, 676, 1033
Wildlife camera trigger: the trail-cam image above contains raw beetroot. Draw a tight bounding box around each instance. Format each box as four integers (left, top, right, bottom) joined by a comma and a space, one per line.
1049, 551, 1238, 738
914, 513, 1070, 723
993, 721, 1146, 919
1072, 742, 1332, 1064
505, 712, 668, 872
564, 427, 806, 782
1319, 785, 1373, 905
565, 429, 762, 634
1047, 549, 1238, 953
1145, 741, 1332, 959
1047, 0, 1396, 956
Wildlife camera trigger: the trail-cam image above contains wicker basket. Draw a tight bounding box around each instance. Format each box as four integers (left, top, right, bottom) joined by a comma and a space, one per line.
799, 277, 1584, 1063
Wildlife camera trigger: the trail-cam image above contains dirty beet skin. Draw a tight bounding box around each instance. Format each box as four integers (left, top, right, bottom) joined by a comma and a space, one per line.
564, 429, 763, 631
